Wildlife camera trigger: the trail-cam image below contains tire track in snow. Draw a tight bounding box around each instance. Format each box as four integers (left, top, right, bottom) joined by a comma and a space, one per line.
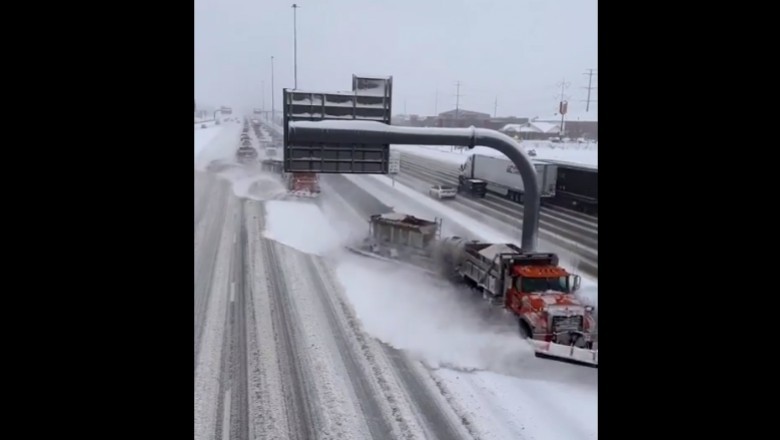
194, 190, 237, 440
232, 200, 250, 440
381, 348, 474, 440
304, 257, 420, 440
245, 203, 291, 440
258, 226, 319, 440
195, 171, 215, 227
269, 242, 371, 439
308, 252, 477, 440
427, 369, 526, 440
195, 176, 230, 371
220, 200, 251, 440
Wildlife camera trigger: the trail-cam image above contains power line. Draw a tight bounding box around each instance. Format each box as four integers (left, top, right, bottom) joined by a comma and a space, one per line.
582, 68, 597, 112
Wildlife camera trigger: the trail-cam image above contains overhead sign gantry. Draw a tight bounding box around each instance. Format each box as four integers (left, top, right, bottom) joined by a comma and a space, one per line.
283, 74, 393, 174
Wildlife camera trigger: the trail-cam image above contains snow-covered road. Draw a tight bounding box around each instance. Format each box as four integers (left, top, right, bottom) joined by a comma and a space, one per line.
195, 178, 475, 438
194, 122, 597, 440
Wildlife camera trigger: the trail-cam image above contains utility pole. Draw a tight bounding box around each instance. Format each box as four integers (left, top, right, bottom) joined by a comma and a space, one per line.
261, 80, 265, 110
292, 3, 300, 89
582, 68, 597, 112
556, 78, 571, 137
493, 95, 498, 117
271, 56, 275, 121
454, 81, 462, 119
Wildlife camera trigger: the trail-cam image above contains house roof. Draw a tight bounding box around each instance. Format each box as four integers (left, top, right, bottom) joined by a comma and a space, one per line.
438, 109, 491, 119
501, 122, 560, 133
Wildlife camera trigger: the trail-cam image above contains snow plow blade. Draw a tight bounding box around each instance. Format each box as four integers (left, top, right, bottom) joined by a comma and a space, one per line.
529, 340, 598, 368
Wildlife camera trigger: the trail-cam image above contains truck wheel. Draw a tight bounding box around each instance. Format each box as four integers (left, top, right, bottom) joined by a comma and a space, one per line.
518, 319, 532, 340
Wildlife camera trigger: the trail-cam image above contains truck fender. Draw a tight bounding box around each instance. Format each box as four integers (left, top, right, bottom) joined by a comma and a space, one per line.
518, 318, 533, 339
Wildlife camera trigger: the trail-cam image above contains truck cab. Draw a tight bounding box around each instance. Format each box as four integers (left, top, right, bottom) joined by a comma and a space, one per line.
505, 264, 595, 348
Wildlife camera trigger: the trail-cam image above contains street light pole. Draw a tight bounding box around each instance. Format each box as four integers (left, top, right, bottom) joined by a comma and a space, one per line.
271, 56, 275, 122
292, 3, 300, 89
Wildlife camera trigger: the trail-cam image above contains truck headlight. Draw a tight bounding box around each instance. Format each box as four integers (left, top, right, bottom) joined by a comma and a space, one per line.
585, 305, 594, 313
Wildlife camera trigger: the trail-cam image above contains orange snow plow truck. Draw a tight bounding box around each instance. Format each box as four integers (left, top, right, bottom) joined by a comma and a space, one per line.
349, 212, 598, 367
285, 172, 320, 198
437, 238, 598, 367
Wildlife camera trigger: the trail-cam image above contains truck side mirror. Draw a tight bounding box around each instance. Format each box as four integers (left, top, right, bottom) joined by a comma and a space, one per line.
571, 275, 581, 292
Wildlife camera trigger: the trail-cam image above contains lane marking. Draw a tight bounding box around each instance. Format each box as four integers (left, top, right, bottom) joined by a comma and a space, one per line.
221, 388, 232, 440
233, 232, 237, 244
230, 281, 235, 302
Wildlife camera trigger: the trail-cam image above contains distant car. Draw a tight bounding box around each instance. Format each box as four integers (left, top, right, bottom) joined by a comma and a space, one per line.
201, 124, 207, 128
429, 184, 457, 199
527, 149, 537, 157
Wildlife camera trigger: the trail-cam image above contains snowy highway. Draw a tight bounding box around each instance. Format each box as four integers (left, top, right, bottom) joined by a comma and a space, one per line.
194, 171, 476, 440
194, 122, 597, 440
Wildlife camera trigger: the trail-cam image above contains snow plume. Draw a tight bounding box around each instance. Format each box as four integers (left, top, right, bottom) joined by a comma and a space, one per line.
334, 254, 540, 374
212, 164, 288, 201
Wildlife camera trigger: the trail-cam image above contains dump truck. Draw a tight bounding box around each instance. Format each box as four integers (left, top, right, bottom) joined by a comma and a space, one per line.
351, 211, 598, 367
348, 212, 442, 272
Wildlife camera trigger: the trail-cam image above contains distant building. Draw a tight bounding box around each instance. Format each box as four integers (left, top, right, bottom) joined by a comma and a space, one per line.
435, 109, 491, 128
392, 109, 532, 132
536, 112, 598, 140
500, 121, 562, 140
483, 116, 529, 130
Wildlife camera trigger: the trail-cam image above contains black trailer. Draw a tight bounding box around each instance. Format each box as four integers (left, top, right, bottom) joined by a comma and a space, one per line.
542, 162, 598, 216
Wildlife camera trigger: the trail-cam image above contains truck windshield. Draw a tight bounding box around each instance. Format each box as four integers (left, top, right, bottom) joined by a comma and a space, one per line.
517, 277, 570, 293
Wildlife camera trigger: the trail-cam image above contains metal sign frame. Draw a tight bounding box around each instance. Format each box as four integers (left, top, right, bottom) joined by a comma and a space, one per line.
283, 75, 393, 174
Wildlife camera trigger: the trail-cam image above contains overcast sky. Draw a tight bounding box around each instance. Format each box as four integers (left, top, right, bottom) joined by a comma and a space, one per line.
195, 0, 597, 118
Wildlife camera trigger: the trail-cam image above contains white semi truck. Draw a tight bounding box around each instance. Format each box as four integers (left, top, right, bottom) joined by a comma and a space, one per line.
458, 153, 558, 203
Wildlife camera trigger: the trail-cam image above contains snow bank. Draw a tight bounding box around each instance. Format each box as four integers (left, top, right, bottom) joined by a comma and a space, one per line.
483, 372, 597, 439
195, 123, 242, 169
194, 124, 224, 160
436, 369, 597, 440
263, 200, 342, 256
